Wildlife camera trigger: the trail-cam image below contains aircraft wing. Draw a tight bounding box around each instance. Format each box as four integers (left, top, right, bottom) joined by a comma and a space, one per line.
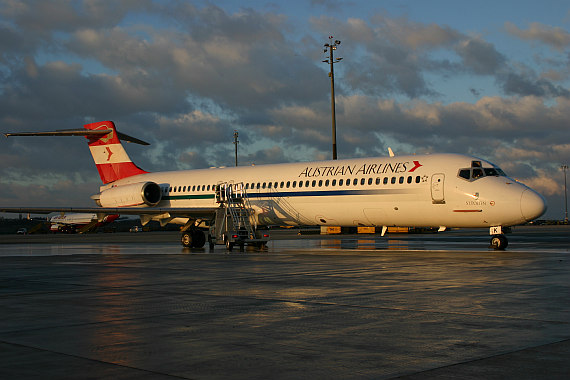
0, 207, 219, 219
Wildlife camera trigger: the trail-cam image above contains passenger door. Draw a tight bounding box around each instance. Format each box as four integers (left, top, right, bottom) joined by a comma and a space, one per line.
431, 173, 445, 204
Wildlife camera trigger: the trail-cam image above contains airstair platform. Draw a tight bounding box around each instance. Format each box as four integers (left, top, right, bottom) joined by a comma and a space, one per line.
209, 182, 269, 251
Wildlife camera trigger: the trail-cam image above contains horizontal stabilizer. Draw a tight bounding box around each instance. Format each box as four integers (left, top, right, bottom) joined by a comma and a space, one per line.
4, 129, 150, 145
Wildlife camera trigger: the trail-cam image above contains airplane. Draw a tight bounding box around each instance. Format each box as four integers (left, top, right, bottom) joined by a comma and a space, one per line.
49, 213, 120, 233
2, 120, 547, 250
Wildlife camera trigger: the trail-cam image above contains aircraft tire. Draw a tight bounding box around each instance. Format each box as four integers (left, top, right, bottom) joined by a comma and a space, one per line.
224, 236, 234, 251
181, 232, 192, 248
490, 234, 508, 250
191, 230, 206, 248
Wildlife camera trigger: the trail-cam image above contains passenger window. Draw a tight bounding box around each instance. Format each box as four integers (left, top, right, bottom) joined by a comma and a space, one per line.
256, 183, 260, 189
353, 178, 358, 185
407, 176, 412, 184
376, 177, 381, 185
415, 176, 420, 183
262, 182, 266, 189
391, 177, 396, 184
305, 180, 309, 187
361, 178, 365, 185
312, 180, 316, 187
268, 182, 272, 189
292, 181, 296, 188
339, 179, 344, 186
368, 178, 373, 185
325, 179, 329, 187
286, 181, 290, 188
346, 179, 350, 186
318, 180, 323, 187
280, 182, 284, 188
298, 181, 302, 188
192, 185, 196, 191
383, 177, 388, 185
399, 177, 404, 184
332, 179, 336, 186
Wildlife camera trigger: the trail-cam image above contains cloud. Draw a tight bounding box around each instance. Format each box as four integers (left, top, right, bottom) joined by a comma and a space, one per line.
455, 37, 505, 75
505, 21, 570, 51
520, 170, 562, 196
497, 68, 570, 98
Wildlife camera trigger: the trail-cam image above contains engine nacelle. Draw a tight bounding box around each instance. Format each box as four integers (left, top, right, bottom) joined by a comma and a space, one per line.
93, 182, 162, 208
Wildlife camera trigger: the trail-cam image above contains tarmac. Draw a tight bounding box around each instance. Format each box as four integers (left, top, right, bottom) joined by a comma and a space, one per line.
0, 225, 569, 379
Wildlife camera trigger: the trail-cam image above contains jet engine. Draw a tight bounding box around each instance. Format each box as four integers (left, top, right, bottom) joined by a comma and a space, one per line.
92, 182, 162, 208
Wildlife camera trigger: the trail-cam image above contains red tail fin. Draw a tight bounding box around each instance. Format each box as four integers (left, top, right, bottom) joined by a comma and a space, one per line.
84, 121, 148, 184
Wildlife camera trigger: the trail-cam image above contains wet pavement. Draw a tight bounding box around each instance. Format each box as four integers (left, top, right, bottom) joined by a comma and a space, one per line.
0, 226, 569, 379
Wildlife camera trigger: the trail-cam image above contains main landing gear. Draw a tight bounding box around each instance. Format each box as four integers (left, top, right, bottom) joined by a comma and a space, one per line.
181, 228, 206, 249
489, 226, 509, 250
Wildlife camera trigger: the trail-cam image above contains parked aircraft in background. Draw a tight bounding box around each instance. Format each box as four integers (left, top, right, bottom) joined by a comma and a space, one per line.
49, 213, 120, 233
3, 121, 546, 250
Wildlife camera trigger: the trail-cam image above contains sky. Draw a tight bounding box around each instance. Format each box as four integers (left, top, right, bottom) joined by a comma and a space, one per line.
0, 0, 569, 220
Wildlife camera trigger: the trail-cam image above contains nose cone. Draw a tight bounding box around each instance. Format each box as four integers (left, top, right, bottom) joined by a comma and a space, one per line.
520, 189, 547, 222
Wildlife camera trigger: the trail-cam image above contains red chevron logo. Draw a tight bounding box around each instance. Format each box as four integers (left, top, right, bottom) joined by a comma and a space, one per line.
106, 147, 113, 161
409, 160, 422, 172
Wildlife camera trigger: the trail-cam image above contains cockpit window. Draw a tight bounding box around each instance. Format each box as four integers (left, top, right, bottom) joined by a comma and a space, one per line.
459, 169, 470, 180
472, 168, 484, 179
457, 161, 507, 182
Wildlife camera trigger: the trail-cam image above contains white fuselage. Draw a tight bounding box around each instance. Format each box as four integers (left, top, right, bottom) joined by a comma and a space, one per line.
50, 213, 97, 226
99, 153, 547, 229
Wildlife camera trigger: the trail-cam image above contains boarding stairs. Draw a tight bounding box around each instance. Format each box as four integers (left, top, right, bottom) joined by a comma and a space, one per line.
222, 182, 255, 240
211, 183, 267, 250
78, 220, 99, 234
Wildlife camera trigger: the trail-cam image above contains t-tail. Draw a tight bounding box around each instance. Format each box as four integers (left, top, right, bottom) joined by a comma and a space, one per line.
84, 121, 148, 183
4, 120, 150, 184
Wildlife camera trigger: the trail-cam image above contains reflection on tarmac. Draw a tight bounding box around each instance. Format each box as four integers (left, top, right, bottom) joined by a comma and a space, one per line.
320, 239, 411, 250
0, 226, 569, 378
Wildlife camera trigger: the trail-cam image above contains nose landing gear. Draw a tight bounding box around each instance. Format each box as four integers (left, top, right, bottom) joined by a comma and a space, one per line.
489, 226, 509, 250
489, 234, 508, 250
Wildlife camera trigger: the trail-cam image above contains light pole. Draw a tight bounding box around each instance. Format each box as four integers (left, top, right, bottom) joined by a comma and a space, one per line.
323, 36, 342, 160
233, 130, 239, 167
562, 164, 568, 223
